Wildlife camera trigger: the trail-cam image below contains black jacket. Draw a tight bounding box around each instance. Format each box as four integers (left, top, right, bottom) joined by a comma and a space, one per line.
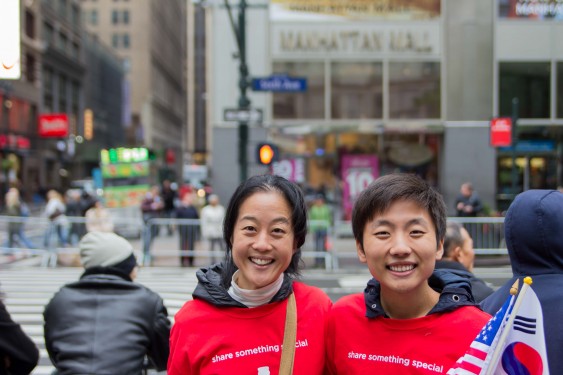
193, 263, 293, 308
364, 269, 482, 319
43, 269, 171, 375
435, 260, 494, 303
0, 300, 39, 375
480, 190, 563, 375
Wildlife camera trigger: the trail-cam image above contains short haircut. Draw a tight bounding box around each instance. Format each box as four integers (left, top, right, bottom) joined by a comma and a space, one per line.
221, 174, 308, 288
444, 221, 464, 258
352, 173, 447, 249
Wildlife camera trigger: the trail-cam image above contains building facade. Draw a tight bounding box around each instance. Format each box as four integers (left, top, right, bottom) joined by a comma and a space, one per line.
81, 0, 187, 182
0, 0, 44, 201
208, 0, 563, 217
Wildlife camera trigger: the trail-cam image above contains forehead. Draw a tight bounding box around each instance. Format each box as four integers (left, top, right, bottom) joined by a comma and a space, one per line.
239, 191, 291, 214
369, 199, 434, 225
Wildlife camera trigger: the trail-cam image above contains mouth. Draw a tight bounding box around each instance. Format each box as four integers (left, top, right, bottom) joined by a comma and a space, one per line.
250, 257, 275, 266
387, 264, 416, 272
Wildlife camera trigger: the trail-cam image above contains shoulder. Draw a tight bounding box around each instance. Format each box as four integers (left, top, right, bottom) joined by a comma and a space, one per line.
173, 299, 216, 325
444, 306, 491, 328
330, 293, 364, 317
293, 282, 332, 309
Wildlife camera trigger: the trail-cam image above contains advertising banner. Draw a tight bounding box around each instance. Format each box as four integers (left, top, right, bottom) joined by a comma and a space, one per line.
38, 114, 69, 138
0, 0, 21, 79
490, 117, 512, 147
341, 155, 379, 220
499, 0, 563, 19
271, 0, 441, 21
272, 158, 306, 183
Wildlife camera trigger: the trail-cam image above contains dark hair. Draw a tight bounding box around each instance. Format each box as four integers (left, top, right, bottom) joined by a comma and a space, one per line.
443, 221, 464, 258
352, 173, 447, 249
221, 174, 308, 288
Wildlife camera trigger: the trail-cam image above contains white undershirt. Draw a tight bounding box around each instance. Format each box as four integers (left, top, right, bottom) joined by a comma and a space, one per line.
228, 271, 284, 308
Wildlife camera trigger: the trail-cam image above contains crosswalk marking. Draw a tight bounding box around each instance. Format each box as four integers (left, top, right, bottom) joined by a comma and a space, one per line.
1, 266, 199, 375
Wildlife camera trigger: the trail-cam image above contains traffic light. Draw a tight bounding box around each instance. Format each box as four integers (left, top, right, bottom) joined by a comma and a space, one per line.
256, 142, 279, 165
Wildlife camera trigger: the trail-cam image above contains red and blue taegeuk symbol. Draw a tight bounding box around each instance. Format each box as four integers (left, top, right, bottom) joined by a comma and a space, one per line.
501, 342, 543, 375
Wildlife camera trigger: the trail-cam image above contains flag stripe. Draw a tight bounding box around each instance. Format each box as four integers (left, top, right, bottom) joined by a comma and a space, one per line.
513, 321, 536, 329
466, 347, 487, 361
458, 359, 482, 374
514, 315, 536, 323
513, 326, 536, 335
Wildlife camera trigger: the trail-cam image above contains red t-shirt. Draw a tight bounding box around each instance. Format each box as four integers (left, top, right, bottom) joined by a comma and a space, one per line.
326, 294, 491, 374
168, 282, 332, 375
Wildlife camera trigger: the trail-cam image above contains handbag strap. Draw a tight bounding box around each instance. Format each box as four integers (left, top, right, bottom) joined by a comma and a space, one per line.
279, 292, 297, 375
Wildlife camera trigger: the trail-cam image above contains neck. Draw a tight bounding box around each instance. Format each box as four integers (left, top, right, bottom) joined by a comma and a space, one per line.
228, 271, 284, 308
380, 284, 440, 319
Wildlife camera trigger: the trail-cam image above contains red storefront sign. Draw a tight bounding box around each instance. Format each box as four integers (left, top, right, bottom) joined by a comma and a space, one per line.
490, 117, 512, 147
38, 113, 69, 138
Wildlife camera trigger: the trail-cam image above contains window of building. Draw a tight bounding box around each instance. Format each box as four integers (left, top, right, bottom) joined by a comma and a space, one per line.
557, 62, 563, 118
90, 9, 98, 25
44, 22, 54, 46
71, 81, 80, 135
58, 32, 68, 53
25, 54, 35, 83
59, 75, 67, 112
71, 4, 80, 26
43, 67, 54, 112
112, 10, 119, 24
25, 10, 35, 39
123, 33, 130, 48
273, 62, 325, 119
112, 33, 119, 48
71, 42, 80, 59
389, 61, 441, 119
499, 62, 550, 119
123, 10, 129, 24
331, 62, 383, 119
59, 0, 67, 18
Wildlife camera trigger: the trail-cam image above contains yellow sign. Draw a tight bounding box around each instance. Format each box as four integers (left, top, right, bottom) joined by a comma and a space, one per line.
271, 0, 441, 21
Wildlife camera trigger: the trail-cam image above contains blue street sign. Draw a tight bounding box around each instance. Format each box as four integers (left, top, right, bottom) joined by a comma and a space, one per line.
251, 75, 307, 92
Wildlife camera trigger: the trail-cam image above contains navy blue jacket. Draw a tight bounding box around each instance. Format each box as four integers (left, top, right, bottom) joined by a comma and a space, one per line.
480, 190, 563, 375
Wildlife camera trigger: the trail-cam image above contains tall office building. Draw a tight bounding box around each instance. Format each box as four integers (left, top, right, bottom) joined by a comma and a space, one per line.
81, 0, 187, 181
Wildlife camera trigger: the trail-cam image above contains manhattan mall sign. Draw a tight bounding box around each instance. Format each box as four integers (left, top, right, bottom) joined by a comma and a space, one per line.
272, 23, 440, 57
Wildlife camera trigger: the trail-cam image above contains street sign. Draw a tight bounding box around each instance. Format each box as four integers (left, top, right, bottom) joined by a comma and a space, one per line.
223, 108, 263, 123
490, 117, 512, 147
251, 75, 307, 92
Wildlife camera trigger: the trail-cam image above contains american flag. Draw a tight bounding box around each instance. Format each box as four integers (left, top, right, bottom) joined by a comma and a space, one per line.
447, 295, 515, 375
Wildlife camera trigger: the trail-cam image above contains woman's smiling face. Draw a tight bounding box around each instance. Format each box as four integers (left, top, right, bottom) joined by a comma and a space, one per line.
231, 190, 295, 290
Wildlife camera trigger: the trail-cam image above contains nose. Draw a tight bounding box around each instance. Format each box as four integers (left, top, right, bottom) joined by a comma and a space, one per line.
389, 233, 411, 256
252, 230, 272, 251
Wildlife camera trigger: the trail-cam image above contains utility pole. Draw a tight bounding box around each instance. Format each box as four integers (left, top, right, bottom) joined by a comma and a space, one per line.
224, 0, 250, 182
511, 97, 519, 197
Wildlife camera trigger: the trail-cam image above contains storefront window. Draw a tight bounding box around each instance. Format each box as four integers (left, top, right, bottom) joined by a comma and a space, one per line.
331, 62, 382, 119
273, 62, 324, 119
389, 62, 440, 119
557, 62, 563, 118
499, 62, 550, 119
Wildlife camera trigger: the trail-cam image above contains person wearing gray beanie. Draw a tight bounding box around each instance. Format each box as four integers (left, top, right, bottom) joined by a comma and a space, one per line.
79, 231, 138, 278
44, 231, 170, 374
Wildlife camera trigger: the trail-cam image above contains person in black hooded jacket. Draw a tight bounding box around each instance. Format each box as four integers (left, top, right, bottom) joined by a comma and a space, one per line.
480, 189, 563, 375
0, 298, 39, 375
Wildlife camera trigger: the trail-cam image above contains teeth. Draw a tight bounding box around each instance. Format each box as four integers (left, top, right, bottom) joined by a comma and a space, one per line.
389, 265, 414, 272
251, 258, 274, 266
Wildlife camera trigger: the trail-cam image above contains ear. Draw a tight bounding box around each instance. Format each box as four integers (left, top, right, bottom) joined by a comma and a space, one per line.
435, 239, 444, 260
452, 246, 463, 261
356, 240, 367, 264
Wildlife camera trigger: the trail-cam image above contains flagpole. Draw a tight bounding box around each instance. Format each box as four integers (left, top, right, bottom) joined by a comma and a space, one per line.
484, 277, 532, 375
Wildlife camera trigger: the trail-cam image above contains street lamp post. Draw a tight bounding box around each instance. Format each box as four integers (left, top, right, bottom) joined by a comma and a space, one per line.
224, 0, 250, 182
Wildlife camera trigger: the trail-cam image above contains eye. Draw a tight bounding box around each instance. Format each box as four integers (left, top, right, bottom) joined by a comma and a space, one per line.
410, 230, 425, 237
242, 225, 256, 232
272, 227, 287, 235
374, 231, 390, 238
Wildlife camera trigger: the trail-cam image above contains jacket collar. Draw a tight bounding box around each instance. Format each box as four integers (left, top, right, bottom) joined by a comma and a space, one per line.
364, 269, 478, 319
193, 263, 294, 308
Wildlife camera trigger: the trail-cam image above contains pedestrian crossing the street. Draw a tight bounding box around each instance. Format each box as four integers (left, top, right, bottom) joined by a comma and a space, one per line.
0, 266, 198, 375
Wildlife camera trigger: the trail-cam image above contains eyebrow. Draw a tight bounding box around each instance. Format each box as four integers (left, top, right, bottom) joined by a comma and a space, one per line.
239, 215, 291, 225
372, 218, 429, 228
